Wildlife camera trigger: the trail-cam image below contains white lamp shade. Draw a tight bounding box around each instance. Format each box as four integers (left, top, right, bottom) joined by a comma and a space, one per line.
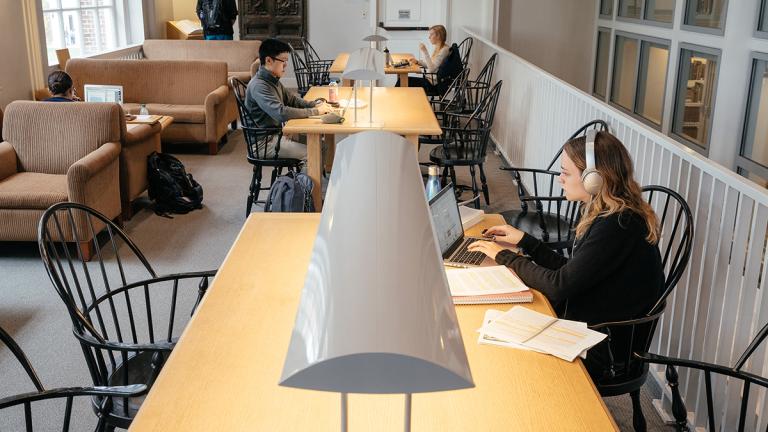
280, 131, 474, 394
341, 47, 386, 81
363, 34, 388, 42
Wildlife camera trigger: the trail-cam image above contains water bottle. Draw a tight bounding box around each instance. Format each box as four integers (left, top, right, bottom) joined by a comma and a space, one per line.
425, 165, 441, 200
139, 104, 149, 116
384, 47, 393, 67
328, 81, 338, 104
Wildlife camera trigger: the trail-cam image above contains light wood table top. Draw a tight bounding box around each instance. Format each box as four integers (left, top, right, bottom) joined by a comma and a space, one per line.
130, 213, 618, 431
329, 52, 422, 76
283, 86, 441, 137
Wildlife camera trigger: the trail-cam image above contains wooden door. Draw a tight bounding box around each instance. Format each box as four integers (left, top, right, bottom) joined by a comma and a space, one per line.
238, 0, 307, 47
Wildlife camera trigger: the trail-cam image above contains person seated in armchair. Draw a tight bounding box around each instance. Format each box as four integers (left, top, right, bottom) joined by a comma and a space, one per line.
44, 71, 79, 102
245, 38, 332, 160
398, 25, 450, 94
467, 131, 665, 379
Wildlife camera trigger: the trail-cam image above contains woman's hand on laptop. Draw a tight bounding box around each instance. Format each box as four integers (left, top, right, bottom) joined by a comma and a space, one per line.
467, 240, 505, 260
481, 225, 524, 246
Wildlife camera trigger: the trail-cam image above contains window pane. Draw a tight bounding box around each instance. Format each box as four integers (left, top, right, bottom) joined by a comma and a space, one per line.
683, 0, 726, 29
594, 31, 611, 98
760, 0, 768, 32
97, 8, 117, 52
646, 0, 675, 23
618, 0, 642, 18
673, 50, 718, 148
738, 168, 768, 188
60, 0, 79, 8
636, 42, 669, 125
42, 0, 60, 11
741, 59, 768, 168
79, 0, 97, 6
43, 12, 64, 65
80, 9, 99, 56
611, 36, 638, 110
600, 0, 614, 16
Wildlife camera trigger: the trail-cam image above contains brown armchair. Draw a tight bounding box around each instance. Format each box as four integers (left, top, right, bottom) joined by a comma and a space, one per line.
0, 101, 122, 256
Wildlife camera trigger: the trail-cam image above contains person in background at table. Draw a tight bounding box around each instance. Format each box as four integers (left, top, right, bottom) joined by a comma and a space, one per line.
44, 71, 79, 102
245, 38, 332, 160
401, 24, 450, 93
467, 131, 664, 376
196, 0, 238, 40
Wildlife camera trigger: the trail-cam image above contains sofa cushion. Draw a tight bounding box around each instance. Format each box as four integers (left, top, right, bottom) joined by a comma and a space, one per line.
123, 103, 205, 124
0, 172, 68, 209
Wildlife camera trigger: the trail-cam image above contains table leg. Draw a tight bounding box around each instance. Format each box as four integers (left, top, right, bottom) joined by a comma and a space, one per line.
307, 133, 323, 211
323, 134, 336, 173
399, 73, 409, 87
405, 134, 419, 152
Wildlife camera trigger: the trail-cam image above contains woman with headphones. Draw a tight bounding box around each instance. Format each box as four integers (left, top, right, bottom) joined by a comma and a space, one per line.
468, 131, 664, 328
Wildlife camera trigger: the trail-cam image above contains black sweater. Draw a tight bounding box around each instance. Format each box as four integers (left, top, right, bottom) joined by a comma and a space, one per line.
495, 211, 664, 325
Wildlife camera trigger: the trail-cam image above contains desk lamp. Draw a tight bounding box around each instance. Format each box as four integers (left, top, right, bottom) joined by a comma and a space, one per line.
280, 131, 474, 432
363, 27, 389, 50
341, 47, 385, 127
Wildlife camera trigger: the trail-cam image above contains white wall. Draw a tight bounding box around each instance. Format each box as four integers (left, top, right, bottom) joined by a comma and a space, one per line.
495, 0, 597, 92
0, 0, 34, 109
308, 0, 374, 60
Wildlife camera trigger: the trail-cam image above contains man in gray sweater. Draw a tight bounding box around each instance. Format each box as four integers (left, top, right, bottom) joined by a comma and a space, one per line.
245, 38, 331, 159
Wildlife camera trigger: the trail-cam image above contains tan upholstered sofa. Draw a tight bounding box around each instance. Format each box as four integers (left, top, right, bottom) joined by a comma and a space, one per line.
119, 119, 162, 219
141, 39, 261, 127
66, 58, 230, 155
0, 101, 122, 245
141, 39, 261, 83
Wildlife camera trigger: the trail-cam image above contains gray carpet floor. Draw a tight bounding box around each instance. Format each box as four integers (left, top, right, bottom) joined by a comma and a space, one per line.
0, 130, 673, 431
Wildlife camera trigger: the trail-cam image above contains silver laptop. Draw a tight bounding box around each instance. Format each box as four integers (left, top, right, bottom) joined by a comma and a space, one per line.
83, 84, 124, 104
429, 184, 489, 268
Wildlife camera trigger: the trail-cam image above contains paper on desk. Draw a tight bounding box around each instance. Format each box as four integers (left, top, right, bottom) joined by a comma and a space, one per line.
446, 265, 529, 296
479, 307, 603, 362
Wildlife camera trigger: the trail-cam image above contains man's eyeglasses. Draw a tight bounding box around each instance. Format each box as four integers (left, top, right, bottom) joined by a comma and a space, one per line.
270, 56, 289, 64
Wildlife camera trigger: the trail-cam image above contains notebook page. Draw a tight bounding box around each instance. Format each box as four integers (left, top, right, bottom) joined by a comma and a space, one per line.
446, 266, 529, 296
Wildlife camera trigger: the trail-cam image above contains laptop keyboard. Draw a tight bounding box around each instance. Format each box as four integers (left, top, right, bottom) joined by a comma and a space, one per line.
450, 238, 487, 266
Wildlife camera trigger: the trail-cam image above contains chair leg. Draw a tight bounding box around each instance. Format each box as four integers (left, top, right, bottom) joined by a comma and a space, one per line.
478, 164, 490, 205
666, 365, 690, 432
630, 389, 647, 432
449, 167, 458, 190
441, 166, 449, 186
469, 165, 480, 209
246, 168, 259, 216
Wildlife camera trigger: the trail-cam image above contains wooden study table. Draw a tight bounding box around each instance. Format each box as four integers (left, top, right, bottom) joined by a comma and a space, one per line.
129, 213, 618, 431
329, 52, 422, 87
282, 86, 442, 210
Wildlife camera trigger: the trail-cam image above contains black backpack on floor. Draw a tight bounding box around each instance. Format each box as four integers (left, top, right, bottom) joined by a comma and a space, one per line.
147, 152, 203, 216
264, 171, 315, 212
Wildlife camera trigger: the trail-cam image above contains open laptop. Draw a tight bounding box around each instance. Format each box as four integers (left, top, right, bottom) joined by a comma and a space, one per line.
83, 84, 123, 104
429, 184, 489, 268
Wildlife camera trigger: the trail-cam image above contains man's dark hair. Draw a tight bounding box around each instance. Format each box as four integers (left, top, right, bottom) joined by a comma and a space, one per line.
259, 38, 293, 65
47, 70, 73, 95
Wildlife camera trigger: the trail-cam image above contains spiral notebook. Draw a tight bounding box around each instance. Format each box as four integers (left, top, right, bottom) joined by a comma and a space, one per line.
446, 266, 533, 304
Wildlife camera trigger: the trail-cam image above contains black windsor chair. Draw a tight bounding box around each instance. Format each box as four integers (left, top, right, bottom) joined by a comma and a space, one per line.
638, 322, 768, 431
500, 120, 610, 254
0, 324, 146, 432
587, 185, 694, 432
288, 49, 316, 97
37, 202, 216, 430
465, 53, 498, 113
429, 80, 503, 209
300, 37, 333, 87
457, 36, 473, 69
230, 77, 303, 215
419, 67, 471, 148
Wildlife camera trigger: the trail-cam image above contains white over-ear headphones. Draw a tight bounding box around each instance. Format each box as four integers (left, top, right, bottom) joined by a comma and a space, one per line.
581, 129, 604, 195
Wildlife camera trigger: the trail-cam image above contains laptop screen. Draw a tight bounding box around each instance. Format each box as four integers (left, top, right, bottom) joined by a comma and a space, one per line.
84, 85, 123, 104
429, 184, 464, 256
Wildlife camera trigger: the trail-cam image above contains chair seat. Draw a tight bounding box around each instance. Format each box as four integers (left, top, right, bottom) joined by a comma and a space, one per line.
124, 103, 205, 124
501, 209, 573, 245
97, 349, 173, 427
0, 172, 68, 209
429, 145, 485, 166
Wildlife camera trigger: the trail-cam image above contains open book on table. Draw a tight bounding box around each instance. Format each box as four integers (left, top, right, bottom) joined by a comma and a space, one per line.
446, 265, 533, 304
477, 306, 606, 362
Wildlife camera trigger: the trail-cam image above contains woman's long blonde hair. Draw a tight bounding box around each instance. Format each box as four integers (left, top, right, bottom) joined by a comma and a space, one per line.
429, 25, 447, 53
564, 131, 659, 244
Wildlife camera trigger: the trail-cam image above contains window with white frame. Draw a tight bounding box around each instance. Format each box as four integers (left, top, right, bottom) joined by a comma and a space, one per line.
737, 54, 768, 187
41, 0, 139, 66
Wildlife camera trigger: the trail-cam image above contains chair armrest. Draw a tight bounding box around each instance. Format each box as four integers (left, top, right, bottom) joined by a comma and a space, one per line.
67, 142, 120, 187
205, 84, 231, 144
205, 84, 230, 107
0, 384, 147, 410
0, 141, 17, 181
250, 59, 260, 77
124, 123, 159, 144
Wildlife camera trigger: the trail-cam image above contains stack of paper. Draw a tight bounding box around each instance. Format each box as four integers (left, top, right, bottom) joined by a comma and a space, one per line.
446, 266, 533, 304
477, 306, 606, 362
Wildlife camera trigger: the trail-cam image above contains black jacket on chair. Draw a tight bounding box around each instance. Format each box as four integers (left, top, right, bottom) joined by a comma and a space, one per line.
196, 0, 238, 36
